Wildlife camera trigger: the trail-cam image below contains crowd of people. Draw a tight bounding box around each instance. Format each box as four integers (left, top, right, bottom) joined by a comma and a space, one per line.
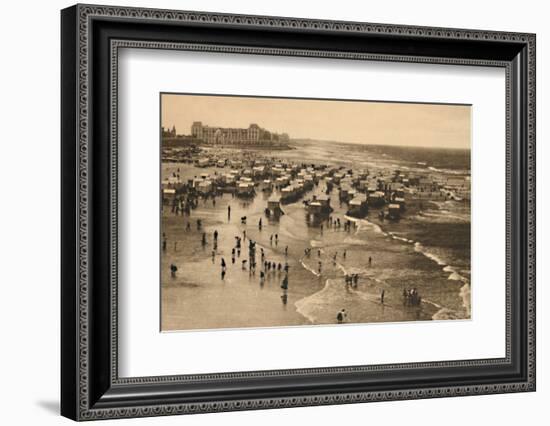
203, 227, 293, 303
162, 173, 424, 325
403, 287, 422, 306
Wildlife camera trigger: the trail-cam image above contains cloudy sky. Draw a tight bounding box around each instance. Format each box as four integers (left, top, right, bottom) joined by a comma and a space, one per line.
161, 93, 471, 149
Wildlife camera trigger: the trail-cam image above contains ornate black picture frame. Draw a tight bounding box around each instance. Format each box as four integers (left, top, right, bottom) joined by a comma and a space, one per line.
61, 4, 536, 421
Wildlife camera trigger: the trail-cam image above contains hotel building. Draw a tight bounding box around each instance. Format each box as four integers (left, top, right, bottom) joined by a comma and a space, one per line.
190, 122, 289, 145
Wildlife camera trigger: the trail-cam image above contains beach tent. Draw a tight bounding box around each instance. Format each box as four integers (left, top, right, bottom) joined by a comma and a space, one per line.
394, 197, 406, 210
197, 181, 213, 194
307, 201, 323, 214
388, 203, 401, 219
197, 158, 210, 167
237, 182, 255, 196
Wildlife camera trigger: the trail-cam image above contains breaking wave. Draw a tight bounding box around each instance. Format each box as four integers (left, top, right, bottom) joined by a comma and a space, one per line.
413, 243, 471, 320
428, 166, 470, 175
345, 215, 387, 236
295, 279, 377, 323
414, 242, 447, 266
300, 260, 321, 277
388, 231, 414, 244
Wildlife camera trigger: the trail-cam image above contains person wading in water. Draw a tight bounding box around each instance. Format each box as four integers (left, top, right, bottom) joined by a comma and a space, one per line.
336, 309, 347, 324
170, 263, 177, 278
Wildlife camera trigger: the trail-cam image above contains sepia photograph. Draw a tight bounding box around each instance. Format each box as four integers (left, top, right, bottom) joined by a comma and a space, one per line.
160, 93, 471, 332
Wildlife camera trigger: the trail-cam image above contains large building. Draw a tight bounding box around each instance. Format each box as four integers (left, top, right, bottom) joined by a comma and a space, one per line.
191, 122, 289, 145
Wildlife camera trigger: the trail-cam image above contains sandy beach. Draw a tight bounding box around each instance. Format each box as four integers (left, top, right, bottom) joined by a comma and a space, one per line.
160, 140, 471, 331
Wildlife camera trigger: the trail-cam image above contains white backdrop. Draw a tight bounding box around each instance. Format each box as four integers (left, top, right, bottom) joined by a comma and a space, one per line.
0, 0, 547, 425
118, 49, 506, 377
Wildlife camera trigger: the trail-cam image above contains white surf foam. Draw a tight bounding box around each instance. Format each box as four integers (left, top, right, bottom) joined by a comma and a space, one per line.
431, 283, 470, 320
428, 166, 468, 175
295, 278, 377, 323
413, 244, 471, 319
422, 298, 443, 309
460, 282, 471, 317
388, 231, 414, 244
414, 242, 447, 266
442, 266, 471, 285
342, 236, 368, 246
300, 260, 321, 277
310, 240, 324, 248
346, 215, 387, 236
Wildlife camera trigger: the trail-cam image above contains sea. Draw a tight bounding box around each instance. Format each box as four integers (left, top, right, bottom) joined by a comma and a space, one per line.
161, 139, 471, 331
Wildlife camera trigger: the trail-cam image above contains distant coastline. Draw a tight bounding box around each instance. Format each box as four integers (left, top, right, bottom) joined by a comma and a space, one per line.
290, 138, 471, 151
162, 136, 470, 170
162, 136, 293, 150
288, 139, 471, 171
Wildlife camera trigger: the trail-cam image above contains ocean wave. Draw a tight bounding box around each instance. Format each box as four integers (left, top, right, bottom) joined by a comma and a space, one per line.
460, 282, 471, 317
342, 236, 368, 246
295, 278, 377, 323
413, 244, 471, 320
337, 263, 370, 276
443, 265, 469, 283
300, 260, 321, 277
345, 215, 387, 236
414, 242, 447, 266
388, 231, 414, 244
431, 283, 470, 320
431, 200, 463, 208
428, 166, 470, 176
422, 298, 443, 309
418, 211, 470, 223
295, 279, 340, 323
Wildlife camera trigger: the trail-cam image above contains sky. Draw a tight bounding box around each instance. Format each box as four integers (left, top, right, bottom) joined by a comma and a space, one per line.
161, 93, 471, 149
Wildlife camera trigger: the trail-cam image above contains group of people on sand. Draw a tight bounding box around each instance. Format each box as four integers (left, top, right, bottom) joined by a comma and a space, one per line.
164, 185, 390, 318
344, 274, 359, 288
170, 193, 198, 216
323, 216, 357, 232
168, 189, 295, 302
269, 234, 279, 245
198, 226, 292, 304
336, 308, 348, 323
403, 287, 422, 306
320, 220, 347, 236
